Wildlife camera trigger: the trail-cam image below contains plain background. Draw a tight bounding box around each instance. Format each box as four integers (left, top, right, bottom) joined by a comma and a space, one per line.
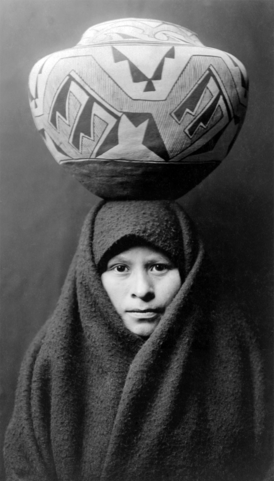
0, 0, 273, 477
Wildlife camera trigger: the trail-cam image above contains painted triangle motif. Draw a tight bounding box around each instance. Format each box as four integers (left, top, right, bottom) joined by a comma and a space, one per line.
112, 46, 175, 92
97, 111, 169, 161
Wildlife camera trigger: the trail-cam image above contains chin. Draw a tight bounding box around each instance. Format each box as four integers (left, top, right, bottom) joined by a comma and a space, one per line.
122, 314, 160, 337
132, 322, 158, 338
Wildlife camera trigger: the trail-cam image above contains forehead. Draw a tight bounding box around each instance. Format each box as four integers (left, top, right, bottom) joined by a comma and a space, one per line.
108, 246, 171, 263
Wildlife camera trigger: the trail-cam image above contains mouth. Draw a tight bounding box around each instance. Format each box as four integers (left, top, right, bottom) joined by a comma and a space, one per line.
126, 309, 162, 320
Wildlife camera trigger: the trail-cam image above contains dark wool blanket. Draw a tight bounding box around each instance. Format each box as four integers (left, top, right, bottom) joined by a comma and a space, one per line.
4, 201, 272, 481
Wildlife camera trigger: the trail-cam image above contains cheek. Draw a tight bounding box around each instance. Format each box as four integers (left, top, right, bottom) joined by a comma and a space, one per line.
158, 272, 181, 305
101, 275, 125, 312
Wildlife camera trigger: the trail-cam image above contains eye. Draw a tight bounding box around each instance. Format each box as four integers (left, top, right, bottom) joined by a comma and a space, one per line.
150, 263, 170, 273
111, 264, 129, 273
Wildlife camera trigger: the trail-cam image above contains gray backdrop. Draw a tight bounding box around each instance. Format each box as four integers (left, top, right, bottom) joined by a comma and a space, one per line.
0, 0, 273, 477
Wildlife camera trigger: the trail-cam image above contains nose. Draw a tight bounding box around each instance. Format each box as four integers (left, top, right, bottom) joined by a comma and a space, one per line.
130, 268, 155, 301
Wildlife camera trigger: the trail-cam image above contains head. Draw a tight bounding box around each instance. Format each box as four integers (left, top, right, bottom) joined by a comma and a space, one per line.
101, 243, 181, 338
93, 201, 186, 338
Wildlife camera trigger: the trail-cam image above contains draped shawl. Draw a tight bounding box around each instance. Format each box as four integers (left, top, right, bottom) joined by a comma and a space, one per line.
4, 201, 271, 481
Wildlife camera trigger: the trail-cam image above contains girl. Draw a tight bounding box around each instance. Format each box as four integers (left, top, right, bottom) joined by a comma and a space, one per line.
4, 200, 270, 481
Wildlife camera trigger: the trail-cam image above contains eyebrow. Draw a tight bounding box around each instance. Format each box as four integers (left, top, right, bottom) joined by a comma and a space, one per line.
108, 254, 173, 265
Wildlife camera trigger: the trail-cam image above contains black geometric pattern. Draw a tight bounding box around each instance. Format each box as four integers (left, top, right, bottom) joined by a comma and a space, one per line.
28, 59, 48, 109
97, 112, 170, 161
51, 137, 71, 157
112, 46, 175, 92
118, 33, 140, 40
188, 124, 228, 156
50, 74, 120, 152
50, 77, 72, 129
43, 51, 246, 164
39, 128, 71, 158
39, 128, 46, 139
228, 55, 248, 99
49, 71, 170, 161
172, 66, 232, 139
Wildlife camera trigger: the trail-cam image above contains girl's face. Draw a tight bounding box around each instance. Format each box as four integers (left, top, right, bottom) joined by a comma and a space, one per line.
101, 246, 181, 338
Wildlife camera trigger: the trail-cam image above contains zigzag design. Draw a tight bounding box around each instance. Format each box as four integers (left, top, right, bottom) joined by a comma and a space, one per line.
172, 66, 232, 140
49, 72, 120, 156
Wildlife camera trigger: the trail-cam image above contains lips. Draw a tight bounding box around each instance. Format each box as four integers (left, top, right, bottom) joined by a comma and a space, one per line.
126, 309, 162, 320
